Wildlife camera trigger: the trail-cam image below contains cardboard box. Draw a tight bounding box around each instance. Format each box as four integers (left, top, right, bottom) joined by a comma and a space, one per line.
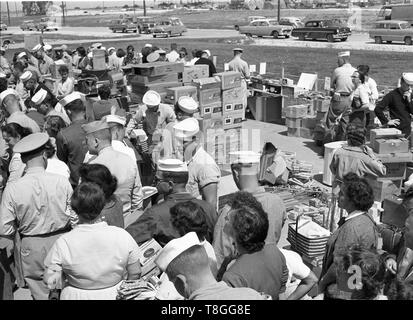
370, 128, 403, 144
286, 118, 302, 129
316, 111, 327, 121
366, 178, 402, 202
382, 195, 408, 228
302, 117, 317, 130
314, 99, 330, 112
197, 87, 221, 106
300, 128, 314, 139
383, 162, 407, 179
213, 71, 242, 90
131, 81, 182, 95
285, 105, 308, 119
131, 73, 179, 85
372, 138, 409, 154
223, 101, 244, 114
223, 111, 243, 130
182, 65, 209, 83
198, 117, 224, 133
131, 62, 184, 77
376, 152, 413, 163
192, 77, 221, 90
200, 101, 223, 118
222, 87, 244, 105
165, 86, 198, 104
138, 239, 162, 277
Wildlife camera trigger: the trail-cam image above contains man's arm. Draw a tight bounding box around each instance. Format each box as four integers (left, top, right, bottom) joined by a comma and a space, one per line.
0, 186, 17, 237
131, 165, 144, 212
374, 93, 392, 125
200, 183, 218, 212
56, 131, 68, 163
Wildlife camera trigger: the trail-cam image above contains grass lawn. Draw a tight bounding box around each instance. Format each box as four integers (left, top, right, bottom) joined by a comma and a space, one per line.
5, 37, 409, 90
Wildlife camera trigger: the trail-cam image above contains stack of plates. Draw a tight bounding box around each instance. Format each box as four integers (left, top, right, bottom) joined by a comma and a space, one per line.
287, 223, 330, 258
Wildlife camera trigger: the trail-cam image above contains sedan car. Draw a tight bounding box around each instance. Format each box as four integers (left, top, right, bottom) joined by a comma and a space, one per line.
239, 19, 292, 39
152, 17, 187, 38
20, 20, 36, 31
279, 17, 304, 29
0, 23, 7, 31
369, 20, 413, 45
291, 20, 351, 42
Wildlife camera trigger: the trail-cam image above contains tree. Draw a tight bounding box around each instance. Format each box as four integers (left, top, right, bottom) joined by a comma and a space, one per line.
123, 4, 129, 8
22, 1, 52, 16
74, 6, 80, 10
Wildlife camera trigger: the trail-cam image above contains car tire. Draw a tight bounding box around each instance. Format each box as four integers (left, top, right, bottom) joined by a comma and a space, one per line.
405, 37, 412, 46
153, 34, 156, 38
122, 28, 126, 33
245, 33, 252, 38
133, 29, 137, 33
327, 34, 334, 42
235, 25, 239, 31
55, 28, 58, 31
340, 37, 348, 42
375, 36, 382, 44
285, 35, 290, 39
272, 31, 279, 39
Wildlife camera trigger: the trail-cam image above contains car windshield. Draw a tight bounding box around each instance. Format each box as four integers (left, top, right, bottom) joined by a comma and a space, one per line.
268, 20, 279, 25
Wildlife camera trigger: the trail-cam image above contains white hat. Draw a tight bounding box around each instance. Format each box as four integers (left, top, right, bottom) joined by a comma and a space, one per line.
87, 52, 93, 58
0, 72, 6, 79
156, 49, 166, 54
173, 118, 200, 139
158, 158, 188, 172
0, 47, 5, 52
31, 88, 48, 105
105, 114, 126, 126
92, 42, 102, 49
32, 44, 42, 52
155, 232, 200, 272
142, 90, 161, 106
229, 151, 261, 164
402, 73, 413, 86
59, 91, 84, 108
108, 47, 115, 52
20, 71, 33, 82
0, 89, 18, 106
44, 44, 52, 51
338, 51, 350, 57
177, 96, 198, 114
203, 50, 211, 57
147, 52, 160, 63
144, 43, 153, 48
55, 59, 66, 66
101, 46, 106, 51
17, 52, 27, 59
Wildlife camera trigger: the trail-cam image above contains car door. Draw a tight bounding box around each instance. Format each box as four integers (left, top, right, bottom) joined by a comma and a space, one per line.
307, 21, 318, 39
258, 21, 269, 36
389, 23, 402, 42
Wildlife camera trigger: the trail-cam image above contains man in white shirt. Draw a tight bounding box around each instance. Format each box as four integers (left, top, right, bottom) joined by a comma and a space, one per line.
166, 43, 180, 63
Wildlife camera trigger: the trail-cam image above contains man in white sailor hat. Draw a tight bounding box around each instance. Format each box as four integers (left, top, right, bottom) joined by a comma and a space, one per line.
154, 232, 264, 300
0, 45, 12, 77
32, 43, 55, 76
173, 117, 221, 210
27, 88, 54, 128
20, 70, 57, 108
326, 50, 357, 141
0, 132, 73, 300
0, 88, 41, 133
375, 72, 413, 138
213, 150, 287, 269
43, 43, 53, 58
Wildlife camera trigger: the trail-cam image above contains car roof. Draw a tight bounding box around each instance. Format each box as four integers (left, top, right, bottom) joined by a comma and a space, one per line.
375, 20, 409, 24
281, 17, 301, 20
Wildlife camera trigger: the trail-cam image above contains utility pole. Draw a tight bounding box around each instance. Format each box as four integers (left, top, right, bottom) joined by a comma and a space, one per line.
133, 0, 136, 18
277, 0, 281, 22
143, 0, 147, 16
6, 1, 11, 25
61, 1, 65, 26
14, 1, 18, 17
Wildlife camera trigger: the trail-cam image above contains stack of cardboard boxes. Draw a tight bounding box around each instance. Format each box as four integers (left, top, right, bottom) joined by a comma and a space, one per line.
182, 65, 209, 85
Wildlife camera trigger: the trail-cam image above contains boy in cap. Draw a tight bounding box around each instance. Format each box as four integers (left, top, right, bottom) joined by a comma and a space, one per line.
0, 132, 73, 300
126, 158, 217, 246
173, 117, 221, 210
195, 50, 216, 77
154, 232, 264, 300
83, 120, 143, 217
375, 72, 413, 138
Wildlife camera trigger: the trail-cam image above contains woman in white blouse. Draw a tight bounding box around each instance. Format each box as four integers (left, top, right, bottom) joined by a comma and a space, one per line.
349, 70, 371, 126
43, 182, 142, 300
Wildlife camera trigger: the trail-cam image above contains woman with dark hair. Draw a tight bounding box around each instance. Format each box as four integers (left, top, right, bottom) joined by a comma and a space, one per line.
177, 47, 188, 64
349, 70, 371, 126
44, 113, 67, 138
43, 182, 142, 300
79, 163, 124, 228
1, 123, 32, 183
221, 199, 288, 300
76, 47, 89, 70
319, 173, 379, 299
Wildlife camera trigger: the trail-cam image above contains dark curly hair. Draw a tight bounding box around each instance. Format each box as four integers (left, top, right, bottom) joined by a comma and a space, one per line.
98, 84, 111, 100
386, 278, 413, 300
71, 182, 106, 221
346, 123, 366, 147
1, 123, 32, 140
231, 204, 269, 254
229, 191, 265, 212
45, 116, 67, 138
338, 245, 386, 300
79, 163, 118, 200
342, 173, 374, 211
170, 201, 209, 242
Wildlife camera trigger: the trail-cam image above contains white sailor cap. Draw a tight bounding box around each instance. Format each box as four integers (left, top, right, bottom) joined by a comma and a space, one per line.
92, 43, 102, 49
173, 118, 200, 139
45, 109, 70, 126
202, 49, 211, 57
54, 45, 64, 51
142, 90, 161, 106
338, 51, 350, 57
13, 133, 50, 154
155, 232, 200, 272
61, 45, 68, 51
402, 73, 413, 86
17, 52, 27, 59
108, 47, 115, 52
0, 47, 5, 52
177, 96, 198, 114
32, 44, 43, 52
31, 88, 48, 105
0, 89, 18, 106
158, 158, 188, 172
146, 52, 160, 63
87, 52, 93, 58
44, 44, 52, 51
20, 71, 33, 82
144, 43, 153, 48
105, 114, 126, 126
101, 46, 106, 51
0, 72, 6, 79
229, 151, 261, 164
59, 91, 84, 108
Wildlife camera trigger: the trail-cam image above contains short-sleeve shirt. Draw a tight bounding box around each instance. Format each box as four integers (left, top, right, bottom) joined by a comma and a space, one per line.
228, 57, 250, 80
186, 146, 221, 199
44, 222, 141, 289
331, 63, 357, 94
280, 249, 311, 284
7, 111, 41, 133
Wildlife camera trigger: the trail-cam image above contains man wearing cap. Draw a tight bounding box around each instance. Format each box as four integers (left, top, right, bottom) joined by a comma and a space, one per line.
213, 151, 287, 270
195, 50, 216, 77
32, 44, 55, 76
173, 118, 221, 210
15, 51, 42, 79
20, 71, 57, 109
375, 73, 413, 138
141, 45, 153, 64
107, 47, 118, 69
0, 46, 11, 78
228, 48, 250, 119
8, 61, 30, 104
0, 133, 73, 300
0, 89, 41, 133
83, 120, 143, 217
43, 44, 53, 58
126, 158, 217, 246
28, 88, 50, 129
326, 51, 357, 141
56, 93, 88, 187
154, 232, 264, 300
54, 46, 73, 66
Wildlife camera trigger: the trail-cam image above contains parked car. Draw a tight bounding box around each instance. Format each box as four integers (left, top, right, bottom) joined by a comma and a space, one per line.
152, 17, 187, 38
369, 20, 413, 45
234, 15, 266, 31
0, 22, 7, 31
20, 20, 36, 31
1, 33, 14, 49
37, 18, 58, 31
291, 20, 351, 42
238, 19, 292, 39
135, 16, 156, 34
108, 19, 139, 33
279, 17, 304, 29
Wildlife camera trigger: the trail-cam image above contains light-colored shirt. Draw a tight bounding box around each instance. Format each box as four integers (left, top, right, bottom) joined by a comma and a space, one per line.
57, 77, 74, 99
84, 140, 137, 164
166, 50, 180, 63
186, 146, 221, 199
189, 281, 264, 300
0, 56, 11, 76
0, 167, 73, 236
331, 63, 357, 94
7, 111, 41, 133
280, 248, 311, 285
38, 54, 55, 75
7, 153, 25, 183
228, 56, 250, 80
46, 156, 70, 179
366, 77, 379, 102
43, 222, 141, 290
89, 146, 143, 215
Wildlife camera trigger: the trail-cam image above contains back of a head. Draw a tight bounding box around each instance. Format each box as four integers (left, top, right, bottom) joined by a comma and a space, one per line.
1, 122, 32, 139
98, 84, 111, 100
342, 173, 374, 211
79, 163, 117, 199
170, 201, 209, 241
357, 65, 370, 76
71, 182, 106, 221
195, 50, 203, 58
92, 128, 112, 144
116, 48, 126, 58
77, 47, 86, 57
229, 190, 265, 212
161, 170, 189, 186
346, 123, 366, 147
13, 61, 25, 73
45, 116, 66, 138
66, 99, 85, 114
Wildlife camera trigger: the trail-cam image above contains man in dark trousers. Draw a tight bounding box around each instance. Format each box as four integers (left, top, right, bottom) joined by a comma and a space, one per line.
375, 72, 413, 138
195, 50, 216, 77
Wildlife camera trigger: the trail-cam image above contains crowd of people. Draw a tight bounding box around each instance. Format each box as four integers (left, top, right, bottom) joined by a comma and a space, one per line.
0, 40, 413, 301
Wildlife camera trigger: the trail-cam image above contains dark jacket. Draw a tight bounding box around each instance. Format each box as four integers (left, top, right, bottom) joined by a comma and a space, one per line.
195, 58, 217, 77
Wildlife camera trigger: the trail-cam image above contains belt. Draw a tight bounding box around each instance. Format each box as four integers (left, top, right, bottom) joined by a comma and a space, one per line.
337, 92, 351, 97
20, 226, 71, 239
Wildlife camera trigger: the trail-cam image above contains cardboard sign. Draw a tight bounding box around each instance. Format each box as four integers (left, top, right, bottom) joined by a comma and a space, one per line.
224, 63, 229, 71
249, 65, 256, 73
259, 62, 266, 75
